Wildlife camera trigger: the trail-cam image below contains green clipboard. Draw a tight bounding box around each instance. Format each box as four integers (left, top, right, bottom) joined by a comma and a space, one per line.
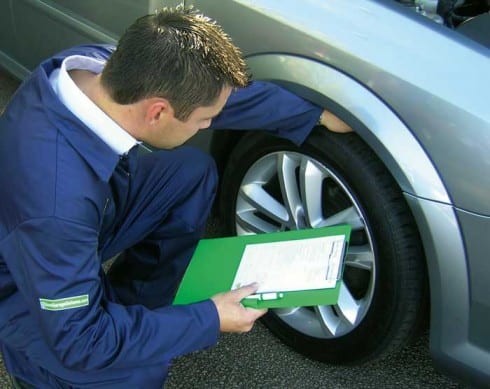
173, 225, 351, 309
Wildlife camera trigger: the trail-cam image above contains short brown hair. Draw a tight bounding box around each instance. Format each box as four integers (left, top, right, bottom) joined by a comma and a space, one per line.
101, 7, 249, 120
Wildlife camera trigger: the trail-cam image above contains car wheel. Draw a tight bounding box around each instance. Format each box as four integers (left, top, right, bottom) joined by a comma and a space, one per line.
219, 128, 427, 364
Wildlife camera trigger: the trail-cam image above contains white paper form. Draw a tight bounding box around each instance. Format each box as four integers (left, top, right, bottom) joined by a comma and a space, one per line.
231, 234, 346, 293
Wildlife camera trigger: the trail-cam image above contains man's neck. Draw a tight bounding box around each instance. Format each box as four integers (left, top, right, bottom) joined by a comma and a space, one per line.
68, 70, 142, 140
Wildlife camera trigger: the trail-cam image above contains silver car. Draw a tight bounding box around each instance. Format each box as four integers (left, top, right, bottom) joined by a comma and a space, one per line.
1, 0, 489, 387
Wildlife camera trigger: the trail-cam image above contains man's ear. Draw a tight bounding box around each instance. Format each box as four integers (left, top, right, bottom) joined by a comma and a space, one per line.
146, 98, 173, 125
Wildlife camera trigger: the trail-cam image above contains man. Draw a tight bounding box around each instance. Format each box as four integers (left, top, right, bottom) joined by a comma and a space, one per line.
0, 7, 351, 388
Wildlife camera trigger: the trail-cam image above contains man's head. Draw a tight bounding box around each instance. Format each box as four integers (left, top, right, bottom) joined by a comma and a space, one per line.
101, 6, 248, 119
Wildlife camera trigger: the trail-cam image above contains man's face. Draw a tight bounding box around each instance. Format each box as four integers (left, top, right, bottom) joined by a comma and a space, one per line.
145, 86, 232, 149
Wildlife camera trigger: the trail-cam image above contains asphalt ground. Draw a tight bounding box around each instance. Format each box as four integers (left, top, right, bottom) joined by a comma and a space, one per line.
0, 71, 469, 388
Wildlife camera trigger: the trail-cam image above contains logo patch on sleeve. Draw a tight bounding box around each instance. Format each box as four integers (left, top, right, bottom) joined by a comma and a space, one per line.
39, 295, 89, 311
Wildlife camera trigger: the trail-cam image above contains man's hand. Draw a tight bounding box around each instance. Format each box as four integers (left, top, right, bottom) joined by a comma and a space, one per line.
211, 283, 268, 333
320, 110, 353, 133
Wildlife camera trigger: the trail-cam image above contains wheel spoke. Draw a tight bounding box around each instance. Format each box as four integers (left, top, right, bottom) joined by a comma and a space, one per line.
317, 206, 364, 230
240, 183, 289, 224
300, 159, 326, 228
236, 210, 280, 234
335, 281, 362, 325
277, 154, 304, 228
314, 305, 342, 336
313, 282, 361, 337
345, 244, 374, 271
275, 307, 327, 338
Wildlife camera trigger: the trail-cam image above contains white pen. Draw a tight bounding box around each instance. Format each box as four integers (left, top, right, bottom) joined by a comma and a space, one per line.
244, 292, 284, 301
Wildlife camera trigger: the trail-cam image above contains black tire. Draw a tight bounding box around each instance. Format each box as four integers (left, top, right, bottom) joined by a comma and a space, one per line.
219, 128, 427, 364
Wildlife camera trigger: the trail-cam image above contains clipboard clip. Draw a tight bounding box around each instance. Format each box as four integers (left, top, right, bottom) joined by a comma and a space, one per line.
243, 292, 284, 301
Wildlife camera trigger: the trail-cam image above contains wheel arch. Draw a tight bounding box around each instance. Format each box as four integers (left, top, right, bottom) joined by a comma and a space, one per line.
240, 54, 449, 204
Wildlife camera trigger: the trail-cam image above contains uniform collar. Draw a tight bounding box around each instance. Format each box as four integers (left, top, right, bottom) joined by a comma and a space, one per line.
50, 55, 139, 156
34, 53, 134, 182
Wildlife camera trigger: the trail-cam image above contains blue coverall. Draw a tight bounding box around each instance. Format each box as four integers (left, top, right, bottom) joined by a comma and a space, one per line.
0, 44, 322, 388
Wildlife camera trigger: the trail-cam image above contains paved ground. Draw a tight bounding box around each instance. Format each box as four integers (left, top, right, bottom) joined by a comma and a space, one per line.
0, 71, 469, 388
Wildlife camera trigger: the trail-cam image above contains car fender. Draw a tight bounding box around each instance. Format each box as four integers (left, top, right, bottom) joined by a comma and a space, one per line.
246, 54, 448, 203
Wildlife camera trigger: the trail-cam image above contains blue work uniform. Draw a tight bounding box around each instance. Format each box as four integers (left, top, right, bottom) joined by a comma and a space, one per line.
0, 44, 322, 388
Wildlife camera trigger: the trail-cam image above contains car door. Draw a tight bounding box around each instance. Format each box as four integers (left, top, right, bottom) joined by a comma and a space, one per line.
0, 0, 183, 79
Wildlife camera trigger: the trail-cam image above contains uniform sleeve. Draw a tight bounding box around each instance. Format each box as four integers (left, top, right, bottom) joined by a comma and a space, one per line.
210, 80, 323, 145
5, 217, 219, 371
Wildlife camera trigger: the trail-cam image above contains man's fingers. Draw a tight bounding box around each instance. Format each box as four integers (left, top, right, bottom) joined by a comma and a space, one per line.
229, 283, 259, 301
320, 110, 353, 133
211, 286, 268, 333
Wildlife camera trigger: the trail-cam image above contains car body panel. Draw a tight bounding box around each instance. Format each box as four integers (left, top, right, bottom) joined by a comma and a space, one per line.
1, 0, 489, 385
